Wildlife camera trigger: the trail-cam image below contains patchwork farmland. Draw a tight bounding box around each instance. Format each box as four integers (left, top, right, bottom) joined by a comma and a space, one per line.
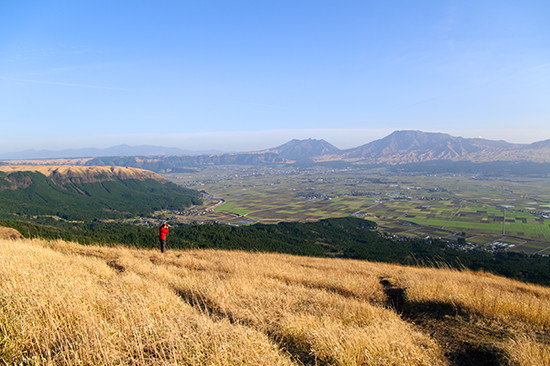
164, 165, 550, 255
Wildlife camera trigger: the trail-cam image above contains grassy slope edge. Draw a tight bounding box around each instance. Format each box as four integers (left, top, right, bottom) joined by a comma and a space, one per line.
1, 237, 549, 365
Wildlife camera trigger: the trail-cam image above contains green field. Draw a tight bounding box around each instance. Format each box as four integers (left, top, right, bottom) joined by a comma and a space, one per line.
164, 166, 550, 254
214, 202, 253, 216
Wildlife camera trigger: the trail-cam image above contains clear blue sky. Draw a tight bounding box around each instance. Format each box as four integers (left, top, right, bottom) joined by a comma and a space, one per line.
1, 0, 549, 153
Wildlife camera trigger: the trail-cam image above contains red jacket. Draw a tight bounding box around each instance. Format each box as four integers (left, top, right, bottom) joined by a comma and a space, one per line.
159, 225, 169, 240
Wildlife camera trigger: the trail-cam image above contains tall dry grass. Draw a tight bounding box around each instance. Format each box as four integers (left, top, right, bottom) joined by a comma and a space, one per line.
385, 264, 550, 329
1, 237, 549, 365
0, 239, 295, 365
504, 334, 550, 366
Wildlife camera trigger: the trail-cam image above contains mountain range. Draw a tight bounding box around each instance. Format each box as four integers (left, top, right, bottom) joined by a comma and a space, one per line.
3, 131, 550, 169
263, 131, 550, 164
0, 144, 220, 160
338, 131, 550, 164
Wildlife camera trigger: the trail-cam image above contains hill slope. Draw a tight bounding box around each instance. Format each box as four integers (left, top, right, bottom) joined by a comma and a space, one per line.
4, 217, 550, 285
0, 165, 201, 220
1, 238, 548, 365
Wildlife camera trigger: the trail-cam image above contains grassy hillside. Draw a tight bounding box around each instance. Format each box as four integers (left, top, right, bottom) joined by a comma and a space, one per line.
1, 237, 549, 365
0, 166, 201, 220
4, 217, 550, 286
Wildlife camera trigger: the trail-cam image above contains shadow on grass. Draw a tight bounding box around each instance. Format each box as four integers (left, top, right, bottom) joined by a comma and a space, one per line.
379, 277, 508, 366
175, 287, 321, 366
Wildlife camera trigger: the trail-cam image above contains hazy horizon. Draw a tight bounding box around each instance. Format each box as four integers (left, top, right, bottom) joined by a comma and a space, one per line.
2, 128, 549, 159
2, 1, 549, 154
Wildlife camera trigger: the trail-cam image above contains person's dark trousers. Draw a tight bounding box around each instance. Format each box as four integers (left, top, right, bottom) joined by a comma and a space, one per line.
160, 239, 166, 253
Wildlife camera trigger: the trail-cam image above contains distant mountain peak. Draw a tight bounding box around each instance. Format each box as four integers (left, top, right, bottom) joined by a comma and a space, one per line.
3, 131, 550, 169
267, 138, 341, 160
342, 130, 527, 164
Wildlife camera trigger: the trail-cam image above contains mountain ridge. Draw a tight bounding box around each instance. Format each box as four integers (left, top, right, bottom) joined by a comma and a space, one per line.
0, 165, 201, 220
3, 130, 550, 169
263, 138, 342, 160
0, 165, 165, 184
340, 130, 524, 164
0, 144, 221, 160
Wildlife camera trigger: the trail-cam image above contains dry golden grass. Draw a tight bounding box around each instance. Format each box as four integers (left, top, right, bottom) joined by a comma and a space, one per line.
504, 335, 550, 366
1, 237, 549, 365
394, 265, 550, 329
0, 226, 21, 240
0, 239, 295, 365
0, 165, 164, 182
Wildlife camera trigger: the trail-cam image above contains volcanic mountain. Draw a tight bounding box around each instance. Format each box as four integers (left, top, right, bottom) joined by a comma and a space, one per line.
264, 138, 342, 160
340, 130, 513, 163
337, 130, 550, 164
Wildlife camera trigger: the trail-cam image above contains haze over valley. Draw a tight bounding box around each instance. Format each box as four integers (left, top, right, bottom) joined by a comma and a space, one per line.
2, 1, 550, 364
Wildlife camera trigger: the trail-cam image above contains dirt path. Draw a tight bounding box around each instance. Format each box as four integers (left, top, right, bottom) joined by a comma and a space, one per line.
379, 276, 510, 366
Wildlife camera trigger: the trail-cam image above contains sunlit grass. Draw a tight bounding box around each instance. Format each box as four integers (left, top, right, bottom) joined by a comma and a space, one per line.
1, 237, 549, 365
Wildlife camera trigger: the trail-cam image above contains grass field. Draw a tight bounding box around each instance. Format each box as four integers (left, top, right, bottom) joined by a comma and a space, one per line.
164, 166, 550, 254
2, 236, 549, 365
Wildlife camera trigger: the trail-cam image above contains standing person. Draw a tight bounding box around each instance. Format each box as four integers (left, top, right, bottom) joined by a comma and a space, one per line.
159, 223, 169, 253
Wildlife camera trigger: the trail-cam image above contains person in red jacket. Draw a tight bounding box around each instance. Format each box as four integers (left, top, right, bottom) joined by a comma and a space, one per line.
159, 223, 170, 253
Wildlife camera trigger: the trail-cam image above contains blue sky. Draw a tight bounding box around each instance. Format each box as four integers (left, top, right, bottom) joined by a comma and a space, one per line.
1, 0, 549, 153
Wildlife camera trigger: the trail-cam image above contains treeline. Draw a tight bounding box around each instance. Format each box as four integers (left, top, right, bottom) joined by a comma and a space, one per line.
3, 217, 550, 286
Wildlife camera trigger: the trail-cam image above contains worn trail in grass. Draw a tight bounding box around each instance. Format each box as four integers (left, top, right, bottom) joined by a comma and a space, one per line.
2, 238, 549, 365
